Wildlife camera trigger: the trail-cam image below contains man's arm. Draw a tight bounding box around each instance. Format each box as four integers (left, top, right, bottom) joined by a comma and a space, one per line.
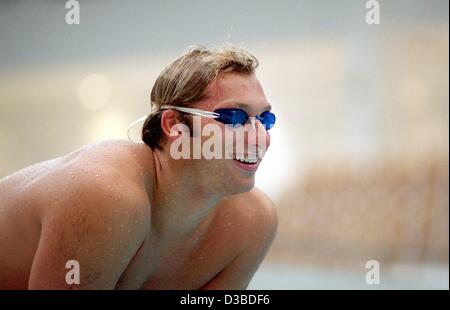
28, 173, 150, 289
200, 187, 278, 290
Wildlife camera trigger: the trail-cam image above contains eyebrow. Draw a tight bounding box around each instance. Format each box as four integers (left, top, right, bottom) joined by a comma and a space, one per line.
232, 102, 272, 112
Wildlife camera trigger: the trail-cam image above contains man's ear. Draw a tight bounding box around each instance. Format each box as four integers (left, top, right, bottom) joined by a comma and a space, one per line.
160, 110, 186, 141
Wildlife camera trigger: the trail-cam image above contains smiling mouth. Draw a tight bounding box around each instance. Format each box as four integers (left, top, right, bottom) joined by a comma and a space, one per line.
232, 153, 260, 165
233, 157, 258, 164
232, 156, 259, 172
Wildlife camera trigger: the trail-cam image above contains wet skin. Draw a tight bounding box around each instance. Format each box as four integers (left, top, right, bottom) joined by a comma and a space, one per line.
0, 73, 278, 289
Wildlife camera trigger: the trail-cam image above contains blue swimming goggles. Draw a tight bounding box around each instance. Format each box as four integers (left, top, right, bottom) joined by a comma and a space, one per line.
160, 105, 276, 131
126, 105, 276, 142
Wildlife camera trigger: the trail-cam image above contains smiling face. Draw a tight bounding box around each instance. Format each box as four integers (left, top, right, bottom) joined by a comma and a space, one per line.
181, 72, 272, 195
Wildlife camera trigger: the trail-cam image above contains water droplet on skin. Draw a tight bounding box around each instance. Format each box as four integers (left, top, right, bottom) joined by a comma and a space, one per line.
95, 174, 99, 177
127, 229, 130, 233
120, 223, 124, 228
107, 184, 111, 188
108, 226, 112, 231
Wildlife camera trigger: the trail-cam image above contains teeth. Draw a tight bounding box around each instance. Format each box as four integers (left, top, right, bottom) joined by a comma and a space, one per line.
234, 156, 258, 164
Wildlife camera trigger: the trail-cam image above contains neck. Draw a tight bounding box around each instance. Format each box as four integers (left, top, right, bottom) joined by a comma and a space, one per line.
148, 149, 224, 243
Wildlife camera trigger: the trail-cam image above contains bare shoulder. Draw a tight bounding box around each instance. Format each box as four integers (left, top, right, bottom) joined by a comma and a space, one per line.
28, 140, 153, 288
225, 187, 277, 222
43, 139, 153, 228
244, 186, 277, 218
218, 186, 278, 244
199, 187, 278, 289
1, 139, 153, 224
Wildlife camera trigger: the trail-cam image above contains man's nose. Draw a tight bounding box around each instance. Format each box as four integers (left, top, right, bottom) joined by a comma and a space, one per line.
244, 118, 270, 150
246, 116, 262, 131
250, 117, 256, 130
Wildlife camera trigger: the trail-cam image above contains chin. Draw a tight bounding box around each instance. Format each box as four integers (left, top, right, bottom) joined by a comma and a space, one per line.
198, 160, 256, 196
225, 176, 255, 195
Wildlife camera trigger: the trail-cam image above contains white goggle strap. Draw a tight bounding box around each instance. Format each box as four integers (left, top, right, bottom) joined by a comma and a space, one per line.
160, 105, 220, 118
127, 105, 221, 142
127, 114, 148, 142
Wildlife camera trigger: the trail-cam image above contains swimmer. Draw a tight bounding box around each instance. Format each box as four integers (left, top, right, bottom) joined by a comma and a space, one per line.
0, 44, 278, 289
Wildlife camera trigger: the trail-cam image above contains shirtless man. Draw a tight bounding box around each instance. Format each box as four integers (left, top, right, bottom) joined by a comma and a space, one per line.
0, 44, 278, 289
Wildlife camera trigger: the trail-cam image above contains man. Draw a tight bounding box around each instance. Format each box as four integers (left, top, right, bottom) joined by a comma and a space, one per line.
0, 44, 278, 289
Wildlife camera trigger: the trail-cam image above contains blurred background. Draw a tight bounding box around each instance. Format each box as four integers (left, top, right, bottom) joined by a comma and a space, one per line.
0, 0, 448, 289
